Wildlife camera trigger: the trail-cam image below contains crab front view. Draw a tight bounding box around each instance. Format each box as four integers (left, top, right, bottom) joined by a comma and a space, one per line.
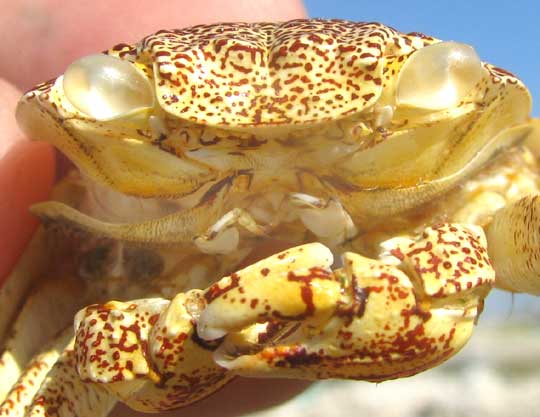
1, 19, 539, 417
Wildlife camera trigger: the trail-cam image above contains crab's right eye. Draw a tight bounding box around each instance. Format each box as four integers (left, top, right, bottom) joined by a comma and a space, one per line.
63, 54, 154, 121
396, 41, 484, 110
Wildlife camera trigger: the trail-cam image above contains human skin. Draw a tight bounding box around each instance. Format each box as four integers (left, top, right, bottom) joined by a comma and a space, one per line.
0, 1, 311, 415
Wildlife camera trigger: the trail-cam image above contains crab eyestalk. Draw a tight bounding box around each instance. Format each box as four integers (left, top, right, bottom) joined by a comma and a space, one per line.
396, 41, 484, 110
63, 54, 154, 120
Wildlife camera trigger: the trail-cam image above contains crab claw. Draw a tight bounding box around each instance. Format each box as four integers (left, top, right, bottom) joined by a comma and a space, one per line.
197, 224, 494, 381
197, 243, 339, 341
74, 291, 233, 412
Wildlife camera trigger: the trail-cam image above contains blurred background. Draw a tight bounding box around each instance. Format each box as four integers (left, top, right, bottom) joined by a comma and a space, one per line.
242, 2, 540, 416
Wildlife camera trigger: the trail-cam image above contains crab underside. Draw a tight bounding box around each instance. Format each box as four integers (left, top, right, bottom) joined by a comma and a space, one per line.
1, 19, 540, 417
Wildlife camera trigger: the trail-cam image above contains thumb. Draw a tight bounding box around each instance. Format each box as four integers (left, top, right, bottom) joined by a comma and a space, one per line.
0, 78, 55, 285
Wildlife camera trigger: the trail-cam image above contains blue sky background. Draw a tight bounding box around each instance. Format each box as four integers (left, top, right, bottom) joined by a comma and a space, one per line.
305, 0, 540, 320
305, 0, 540, 115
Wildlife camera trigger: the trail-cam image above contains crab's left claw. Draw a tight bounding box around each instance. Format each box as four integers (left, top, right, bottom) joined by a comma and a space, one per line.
197, 224, 494, 381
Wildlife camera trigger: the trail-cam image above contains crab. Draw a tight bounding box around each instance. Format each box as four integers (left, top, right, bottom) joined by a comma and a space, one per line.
1, 18, 539, 417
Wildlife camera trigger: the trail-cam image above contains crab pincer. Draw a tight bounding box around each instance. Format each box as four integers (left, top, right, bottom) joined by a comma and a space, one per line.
196, 224, 494, 381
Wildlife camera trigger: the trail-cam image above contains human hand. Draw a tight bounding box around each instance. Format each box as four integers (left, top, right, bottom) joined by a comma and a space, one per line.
0, 1, 311, 416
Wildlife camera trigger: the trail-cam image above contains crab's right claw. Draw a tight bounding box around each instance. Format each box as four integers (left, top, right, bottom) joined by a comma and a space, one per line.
198, 224, 494, 381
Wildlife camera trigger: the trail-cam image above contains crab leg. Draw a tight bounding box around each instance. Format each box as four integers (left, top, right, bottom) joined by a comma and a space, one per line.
486, 194, 540, 295
32, 190, 359, 256
73, 293, 233, 412
0, 229, 49, 347
29, 199, 227, 247
0, 329, 72, 417
31, 179, 269, 257
0, 230, 95, 403
23, 343, 116, 417
0, 273, 91, 395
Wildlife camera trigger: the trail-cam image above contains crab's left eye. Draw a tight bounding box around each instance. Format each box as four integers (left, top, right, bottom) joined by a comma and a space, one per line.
396, 41, 483, 110
63, 54, 154, 120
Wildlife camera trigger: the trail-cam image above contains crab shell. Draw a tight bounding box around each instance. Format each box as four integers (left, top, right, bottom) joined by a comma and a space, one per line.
2, 18, 540, 417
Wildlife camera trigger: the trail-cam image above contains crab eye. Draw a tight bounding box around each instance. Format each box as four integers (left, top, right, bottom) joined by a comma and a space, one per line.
396, 41, 483, 110
63, 54, 153, 120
